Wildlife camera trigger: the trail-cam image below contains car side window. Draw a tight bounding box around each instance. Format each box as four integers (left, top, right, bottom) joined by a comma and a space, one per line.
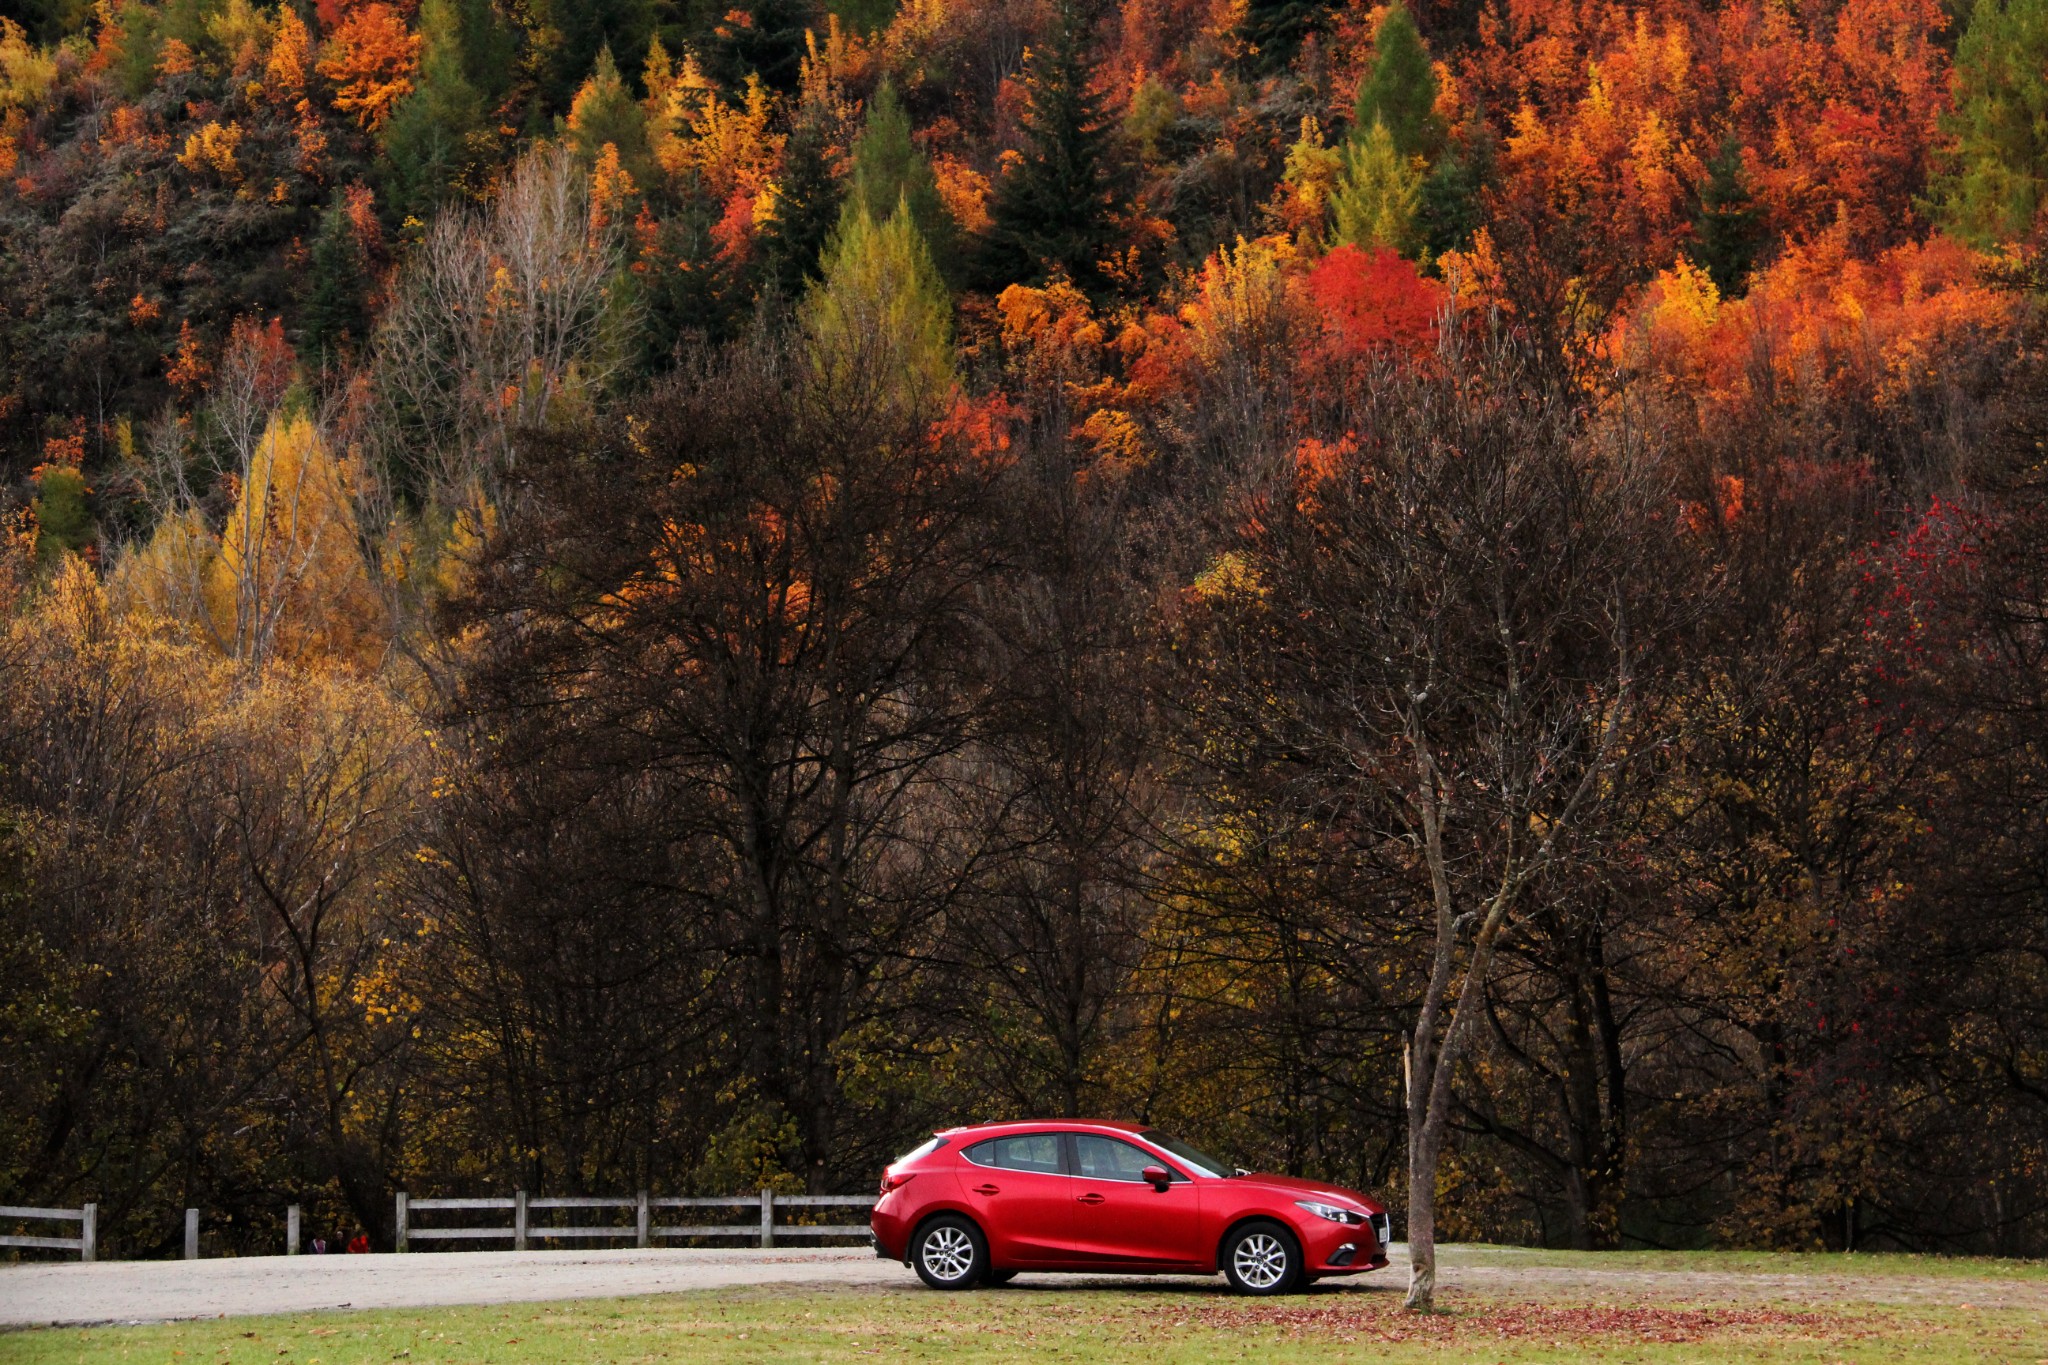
990, 1134, 1063, 1174
962, 1141, 997, 1167
1073, 1134, 1176, 1182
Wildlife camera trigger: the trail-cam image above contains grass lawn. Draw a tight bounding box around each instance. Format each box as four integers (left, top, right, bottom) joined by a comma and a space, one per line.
4, 1251, 2046, 1365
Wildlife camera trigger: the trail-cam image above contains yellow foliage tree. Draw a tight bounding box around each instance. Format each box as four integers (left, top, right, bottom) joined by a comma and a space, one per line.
178, 120, 244, 178
209, 414, 386, 670
0, 18, 58, 113
120, 415, 387, 672
649, 65, 783, 201
264, 5, 312, 104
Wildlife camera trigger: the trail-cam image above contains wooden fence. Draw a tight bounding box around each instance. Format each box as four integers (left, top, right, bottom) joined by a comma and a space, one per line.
395, 1190, 875, 1252
0, 1203, 97, 1261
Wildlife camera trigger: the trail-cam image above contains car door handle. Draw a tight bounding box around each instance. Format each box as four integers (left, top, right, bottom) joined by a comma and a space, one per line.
1076, 1192, 1105, 1205
972, 1184, 1000, 1195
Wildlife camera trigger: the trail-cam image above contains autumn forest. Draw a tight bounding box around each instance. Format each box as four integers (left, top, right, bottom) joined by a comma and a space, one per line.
2, 0, 2047, 1270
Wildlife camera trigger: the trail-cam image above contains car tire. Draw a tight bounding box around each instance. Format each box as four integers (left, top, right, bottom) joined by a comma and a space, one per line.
1221, 1220, 1305, 1296
984, 1268, 1018, 1287
912, 1215, 987, 1290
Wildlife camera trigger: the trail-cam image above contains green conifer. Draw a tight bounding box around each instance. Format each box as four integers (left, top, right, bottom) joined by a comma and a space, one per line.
1692, 135, 1765, 297
29, 463, 91, 565
381, 0, 491, 221
1418, 109, 1494, 258
843, 82, 956, 282
300, 193, 370, 370
1940, 0, 2048, 246
707, 0, 811, 92
977, 3, 1123, 292
828, 0, 897, 35
528, 0, 657, 110
564, 46, 653, 184
1352, 2, 1443, 162
1239, 0, 1329, 73
454, 0, 517, 105
760, 104, 847, 301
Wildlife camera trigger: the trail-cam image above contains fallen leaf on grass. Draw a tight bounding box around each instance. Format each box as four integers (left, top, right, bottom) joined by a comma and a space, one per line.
1141, 1300, 1857, 1346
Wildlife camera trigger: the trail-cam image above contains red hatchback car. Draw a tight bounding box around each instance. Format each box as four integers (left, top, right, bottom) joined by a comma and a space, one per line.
870, 1120, 1391, 1295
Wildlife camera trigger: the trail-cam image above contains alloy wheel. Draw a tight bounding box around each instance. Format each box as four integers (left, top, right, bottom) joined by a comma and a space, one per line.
1232, 1232, 1289, 1290
921, 1225, 976, 1282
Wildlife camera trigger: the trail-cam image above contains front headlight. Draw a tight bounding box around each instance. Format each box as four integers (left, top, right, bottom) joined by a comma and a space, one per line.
1294, 1200, 1366, 1224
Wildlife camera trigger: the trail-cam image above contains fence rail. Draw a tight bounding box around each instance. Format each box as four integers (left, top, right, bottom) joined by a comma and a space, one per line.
0, 1203, 97, 1261
395, 1189, 876, 1252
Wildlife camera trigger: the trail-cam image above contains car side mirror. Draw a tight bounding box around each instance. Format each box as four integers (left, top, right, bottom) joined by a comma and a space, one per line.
1141, 1165, 1172, 1191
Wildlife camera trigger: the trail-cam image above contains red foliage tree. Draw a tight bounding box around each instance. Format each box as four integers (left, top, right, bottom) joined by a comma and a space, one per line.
1305, 244, 1446, 361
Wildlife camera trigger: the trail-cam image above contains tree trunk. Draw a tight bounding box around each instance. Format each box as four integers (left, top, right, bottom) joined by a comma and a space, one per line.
1404, 1098, 1440, 1309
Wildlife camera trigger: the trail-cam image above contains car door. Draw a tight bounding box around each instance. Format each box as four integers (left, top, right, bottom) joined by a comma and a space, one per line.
957, 1133, 1078, 1267
1066, 1133, 1205, 1269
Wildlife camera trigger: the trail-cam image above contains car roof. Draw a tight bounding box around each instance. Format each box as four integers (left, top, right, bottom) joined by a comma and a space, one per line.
935, 1118, 1152, 1139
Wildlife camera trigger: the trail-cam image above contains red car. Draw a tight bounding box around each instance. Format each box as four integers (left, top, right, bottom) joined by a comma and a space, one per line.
869, 1120, 1391, 1294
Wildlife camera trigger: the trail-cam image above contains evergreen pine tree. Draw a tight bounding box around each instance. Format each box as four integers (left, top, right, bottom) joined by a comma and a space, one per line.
978, 3, 1123, 293
1328, 3, 1443, 260
707, 0, 812, 92
300, 193, 370, 369
1331, 118, 1422, 256
1239, 0, 1330, 73
454, 0, 517, 105
843, 82, 956, 282
760, 103, 847, 301
1352, 2, 1443, 162
1941, 0, 2048, 246
1692, 134, 1765, 297
1418, 109, 1494, 258
529, 0, 656, 111
29, 463, 92, 565
381, 0, 491, 221
828, 0, 897, 35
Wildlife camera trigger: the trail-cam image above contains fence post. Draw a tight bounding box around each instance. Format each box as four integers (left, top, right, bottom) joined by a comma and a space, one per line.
184, 1208, 199, 1260
394, 1192, 408, 1254
287, 1204, 300, 1256
759, 1188, 774, 1250
80, 1203, 96, 1263
636, 1191, 649, 1249
514, 1190, 528, 1252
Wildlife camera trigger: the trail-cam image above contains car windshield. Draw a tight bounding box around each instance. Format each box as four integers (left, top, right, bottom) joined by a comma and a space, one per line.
1139, 1130, 1233, 1178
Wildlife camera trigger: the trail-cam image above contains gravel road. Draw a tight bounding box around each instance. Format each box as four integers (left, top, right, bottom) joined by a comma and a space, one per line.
5, 1243, 2042, 1328
0, 1248, 909, 1327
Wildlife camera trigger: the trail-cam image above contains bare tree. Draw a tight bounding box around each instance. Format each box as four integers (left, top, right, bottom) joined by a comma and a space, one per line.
1181, 330, 1675, 1308
440, 331, 1003, 1189
367, 144, 630, 514
943, 424, 1160, 1117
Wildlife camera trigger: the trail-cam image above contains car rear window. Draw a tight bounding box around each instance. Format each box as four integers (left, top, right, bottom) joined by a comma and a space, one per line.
894, 1136, 948, 1164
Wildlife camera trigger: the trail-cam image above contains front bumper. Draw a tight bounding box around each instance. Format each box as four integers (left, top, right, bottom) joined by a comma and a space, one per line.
1298, 1212, 1391, 1274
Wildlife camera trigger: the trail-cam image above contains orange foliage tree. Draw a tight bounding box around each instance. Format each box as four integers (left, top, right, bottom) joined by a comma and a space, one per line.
316, 2, 421, 130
